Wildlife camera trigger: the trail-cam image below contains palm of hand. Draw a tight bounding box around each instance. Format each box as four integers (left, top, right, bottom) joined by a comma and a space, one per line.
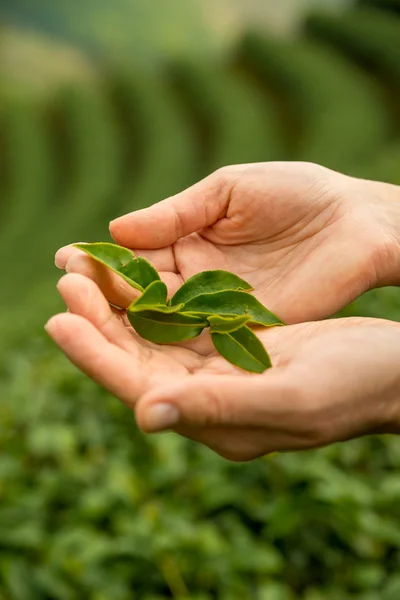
167, 164, 382, 323
52, 272, 398, 462
51, 162, 399, 460
58, 162, 383, 324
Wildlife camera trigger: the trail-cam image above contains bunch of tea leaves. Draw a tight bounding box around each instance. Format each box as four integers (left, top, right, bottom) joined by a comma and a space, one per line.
74, 243, 285, 372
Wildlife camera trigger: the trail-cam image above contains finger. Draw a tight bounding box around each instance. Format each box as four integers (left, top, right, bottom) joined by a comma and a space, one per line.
134, 247, 177, 273
109, 167, 239, 248
64, 252, 184, 306
45, 313, 150, 405
65, 252, 139, 308
135, 372, 313, 440
57, 273, 137, 351
56, 243, 177, 274
55, 243, 85, 269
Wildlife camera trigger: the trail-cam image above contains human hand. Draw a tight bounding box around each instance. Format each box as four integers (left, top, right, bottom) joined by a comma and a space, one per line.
55, 162, 400, 323
46, 273, 400, 462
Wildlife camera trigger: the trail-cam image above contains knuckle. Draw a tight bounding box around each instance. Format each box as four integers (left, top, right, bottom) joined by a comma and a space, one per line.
212, 165, 243, 191
201, 388, 226, 426
214, 164, 237, 181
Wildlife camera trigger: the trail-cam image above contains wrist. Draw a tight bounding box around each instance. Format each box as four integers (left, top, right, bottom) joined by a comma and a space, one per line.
373, 391, 400, 436
370, 323, 400, 436
351, 176, 400, 288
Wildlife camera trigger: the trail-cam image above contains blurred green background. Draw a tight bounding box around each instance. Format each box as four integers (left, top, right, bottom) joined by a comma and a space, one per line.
1, 0, 400, 598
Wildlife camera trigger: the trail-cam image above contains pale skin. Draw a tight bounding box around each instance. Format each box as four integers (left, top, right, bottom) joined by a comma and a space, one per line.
47, 162, 400, 461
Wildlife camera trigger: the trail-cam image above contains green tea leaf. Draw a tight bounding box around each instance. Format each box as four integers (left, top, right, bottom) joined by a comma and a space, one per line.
74, 242, 160, 291
129, 281, 185, 314
207, 314, 251, 333
127, 310, 207, 343
182, 290, 284, 327
212, 326, 272, 373
171, 270, 252, 305
131, 280, 167, 306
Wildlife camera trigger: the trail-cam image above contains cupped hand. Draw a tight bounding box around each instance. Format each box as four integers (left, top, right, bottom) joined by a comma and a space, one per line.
46, 273, 400, 462
55, 161, 400, 323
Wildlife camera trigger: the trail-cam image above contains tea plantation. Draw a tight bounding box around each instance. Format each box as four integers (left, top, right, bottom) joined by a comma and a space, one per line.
1, 2, 400, 598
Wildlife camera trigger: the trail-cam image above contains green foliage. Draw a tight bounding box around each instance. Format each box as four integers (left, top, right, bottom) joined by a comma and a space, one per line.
168, 60, 285, 173
1, 334, 400, 598
359, 0, 400, 16
75, 242, 160, 293
352, 142, 400, 185
49, 83, 124, 235
207, 314, 250, 333
0, 82, 124, 313
127, 310, 207, 344
0, 98, 54, 245
130, 281, 183, 314
74, 242, 281, 368
106, 67, 199, 213
304, 8, 400, 128
182, 290, 283, 327
238, 30, 392, 171
211, 325, 272, 373
0, 98, 55, 306
171, 270, 253, 305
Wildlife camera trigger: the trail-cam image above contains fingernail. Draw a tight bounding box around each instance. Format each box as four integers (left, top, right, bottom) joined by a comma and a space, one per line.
144, 403, 180, 432
54, 248, 66, 268
44, 316, 56, 335
55, 243, 85, 269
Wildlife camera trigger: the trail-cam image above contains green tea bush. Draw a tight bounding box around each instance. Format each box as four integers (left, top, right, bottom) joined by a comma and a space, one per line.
0, 99, 55, 305
0, 99, 54, 244
106, 67, 199, 213
304, 9, 400, 103
0, 84, 124, 329
167, 60, 285, 174
352, 142, 400, 186
238, 31, 392, 171
359, 0, 400, 15
1, 319, 400, 599
43, 83, 124, 241
0, 82, 126, 340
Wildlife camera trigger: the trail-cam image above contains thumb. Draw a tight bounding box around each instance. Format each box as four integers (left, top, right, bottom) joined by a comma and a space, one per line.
109, 167, 236, 249
135, 372, 305, 433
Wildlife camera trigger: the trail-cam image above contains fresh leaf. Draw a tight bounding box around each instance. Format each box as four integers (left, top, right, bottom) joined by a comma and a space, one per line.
74, 242, 160, 291
182, 290, 284, 327
212, 326, 272, 373
134, 280, 168, 305
127, 310, 207, 343
171, 270, 253, 305
129, 281, 184, 314
207, 314, 251, 333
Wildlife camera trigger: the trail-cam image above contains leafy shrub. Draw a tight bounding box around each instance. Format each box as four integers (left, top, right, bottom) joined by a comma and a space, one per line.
0, 83, 125, 337
106, 67, 199, 213
358, 0, 400, 16
46, 83, 124, 240
351, 142, 400, 186
304, 8, 400, 114
168, 59, 285, 174
1, 311, 400, 599
237, 31, 392, 172
0, 99, 55, 306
